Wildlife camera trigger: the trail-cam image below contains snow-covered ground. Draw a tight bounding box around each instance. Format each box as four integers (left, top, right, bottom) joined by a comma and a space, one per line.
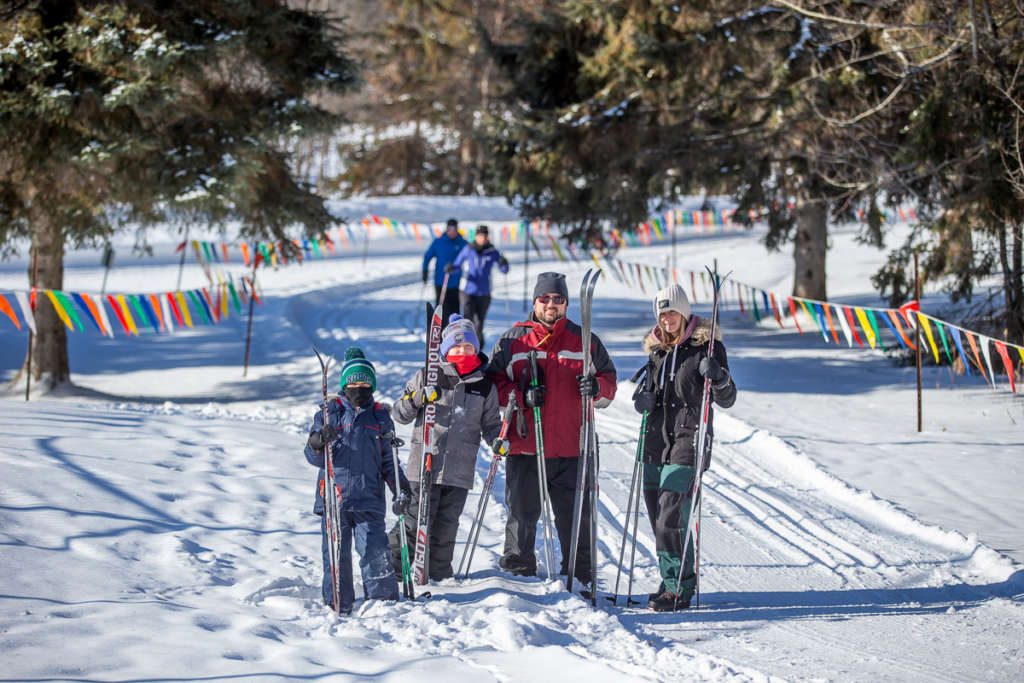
2, 196, 1023, 681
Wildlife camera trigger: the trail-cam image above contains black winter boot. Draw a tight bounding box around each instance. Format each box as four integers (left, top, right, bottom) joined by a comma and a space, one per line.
649, 590, 690, 612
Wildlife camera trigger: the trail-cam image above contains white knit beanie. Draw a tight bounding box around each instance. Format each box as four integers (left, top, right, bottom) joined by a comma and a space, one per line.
652, 283, 691, 321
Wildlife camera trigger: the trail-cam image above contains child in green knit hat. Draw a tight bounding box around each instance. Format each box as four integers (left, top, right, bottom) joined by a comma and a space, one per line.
304, 346, 411, 613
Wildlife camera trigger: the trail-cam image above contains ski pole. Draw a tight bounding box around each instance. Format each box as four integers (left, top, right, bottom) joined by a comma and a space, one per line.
458, 391, 517, 578
612, 363, 653, 606
386, 431, 415, 600
609, 411, 646, 605
623, 462, 644, 606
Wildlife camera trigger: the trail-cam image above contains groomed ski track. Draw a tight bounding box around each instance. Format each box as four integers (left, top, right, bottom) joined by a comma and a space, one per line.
287, 267, 1024, 681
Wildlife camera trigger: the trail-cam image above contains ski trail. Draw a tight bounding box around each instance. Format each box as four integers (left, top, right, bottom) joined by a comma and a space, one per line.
283, 270, 1024, 682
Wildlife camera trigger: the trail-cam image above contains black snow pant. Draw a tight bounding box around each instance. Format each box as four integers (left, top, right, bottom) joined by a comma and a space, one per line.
389, 481, 468, 581
434, 284, 461, 326
643, 463, 697, 600
501, 454, 592, 582
458, 292, 492, 345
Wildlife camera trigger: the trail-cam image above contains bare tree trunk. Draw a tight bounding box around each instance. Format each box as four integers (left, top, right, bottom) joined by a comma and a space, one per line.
1000, 223, 1024, 342
792, 197, 828, 300
28, 207, 69, 390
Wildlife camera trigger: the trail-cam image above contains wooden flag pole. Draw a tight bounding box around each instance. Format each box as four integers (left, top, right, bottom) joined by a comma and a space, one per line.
243, 258, 260, 377
25, 247, 38, 401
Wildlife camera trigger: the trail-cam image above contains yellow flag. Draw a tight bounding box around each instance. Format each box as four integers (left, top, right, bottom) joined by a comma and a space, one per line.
44, 290, 75, 330
854, 308, 876, 349
918, 313, 940, 364
175, 291, 194, 328
116, 294, 140, 335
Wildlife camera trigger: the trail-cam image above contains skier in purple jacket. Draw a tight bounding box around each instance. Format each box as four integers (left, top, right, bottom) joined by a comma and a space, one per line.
446, 225, 509, 344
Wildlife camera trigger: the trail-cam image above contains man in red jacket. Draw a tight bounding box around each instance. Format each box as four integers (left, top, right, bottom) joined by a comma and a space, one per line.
485, 272, 617, 585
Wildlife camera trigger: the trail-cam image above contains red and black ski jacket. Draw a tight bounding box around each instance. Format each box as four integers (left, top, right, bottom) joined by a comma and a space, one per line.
485, 314, 617, 459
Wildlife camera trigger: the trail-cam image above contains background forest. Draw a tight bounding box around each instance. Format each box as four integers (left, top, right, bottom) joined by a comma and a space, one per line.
2, 0, 1024, 386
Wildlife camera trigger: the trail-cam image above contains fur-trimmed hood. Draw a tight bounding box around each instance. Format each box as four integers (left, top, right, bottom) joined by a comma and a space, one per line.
643, 316, 721, 354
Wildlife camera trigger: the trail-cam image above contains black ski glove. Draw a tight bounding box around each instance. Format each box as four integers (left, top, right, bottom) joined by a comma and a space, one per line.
444, 263, 455, 273
577, 374, 600, 398
392, 493, 410, 517
499, 256, 509, 268
634, 391, 656, 414
699, 356, 730, 388
422, 269, 429, 284
308, 423, 337, 451
523, 384, 546, 408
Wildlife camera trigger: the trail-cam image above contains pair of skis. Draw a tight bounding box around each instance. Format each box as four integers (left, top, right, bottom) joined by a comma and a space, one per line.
566, 268, 601, 604
410, 272, 451, 586
313, 347, 344, 615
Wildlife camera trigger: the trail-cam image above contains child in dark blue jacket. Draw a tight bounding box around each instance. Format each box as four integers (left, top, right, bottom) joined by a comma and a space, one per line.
305, 346, 411, 613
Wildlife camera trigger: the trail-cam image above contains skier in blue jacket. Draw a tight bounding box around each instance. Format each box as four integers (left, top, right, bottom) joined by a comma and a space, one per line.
305, 346, 412, 613
446, 225, 509, 344
422, 218, 468, 324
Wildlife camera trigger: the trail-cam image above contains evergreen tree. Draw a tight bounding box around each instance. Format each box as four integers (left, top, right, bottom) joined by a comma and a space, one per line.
0, 0, 359, 388
335, 0, 546, 196
482, 2, 913, 300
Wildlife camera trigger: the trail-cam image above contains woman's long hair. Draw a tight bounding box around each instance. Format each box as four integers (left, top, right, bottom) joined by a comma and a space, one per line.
657, 315, 686, 348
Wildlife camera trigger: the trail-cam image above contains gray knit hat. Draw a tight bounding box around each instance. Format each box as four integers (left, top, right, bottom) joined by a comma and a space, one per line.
533, 272, 569, 301
653, 283, 691, 321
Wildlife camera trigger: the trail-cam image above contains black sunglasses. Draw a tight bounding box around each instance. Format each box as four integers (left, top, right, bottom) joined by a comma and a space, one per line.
536, 295, 566, 305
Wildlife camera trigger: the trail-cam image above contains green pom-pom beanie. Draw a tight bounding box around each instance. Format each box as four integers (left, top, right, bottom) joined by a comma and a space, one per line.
339, 346, 376, 391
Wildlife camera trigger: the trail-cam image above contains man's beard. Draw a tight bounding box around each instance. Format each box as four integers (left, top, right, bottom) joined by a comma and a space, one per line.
536, 308, 564, 326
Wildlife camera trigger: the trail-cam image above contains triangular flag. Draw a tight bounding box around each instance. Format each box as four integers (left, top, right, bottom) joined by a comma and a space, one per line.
993, 341, 1016, 393
86, 293, 114, 337
978, 335, 998, 389
787, 297, 803, 333
44, 290, 76, 331
951, 326, 970, 376
822, 304, 840, 344
160, 294, 175, 333
0, 292, 21, 329
854, 308, 875, 349
964, 330, 989, 385
918, 314, 940, 364
835, 305, 854, 347
933, 319, 954, 364
174, 291, 193, 327
71, 292, 104, 334
13, 291, 36, 334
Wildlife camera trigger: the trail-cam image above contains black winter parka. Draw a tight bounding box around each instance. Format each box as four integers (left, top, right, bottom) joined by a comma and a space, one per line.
635, 319, 737, 469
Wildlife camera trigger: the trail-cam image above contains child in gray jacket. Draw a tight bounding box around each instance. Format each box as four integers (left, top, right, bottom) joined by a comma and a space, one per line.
389, 314, 505, 581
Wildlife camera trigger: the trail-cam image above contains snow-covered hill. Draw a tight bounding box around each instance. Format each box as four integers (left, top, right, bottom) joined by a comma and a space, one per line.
2, 197, 1022, 681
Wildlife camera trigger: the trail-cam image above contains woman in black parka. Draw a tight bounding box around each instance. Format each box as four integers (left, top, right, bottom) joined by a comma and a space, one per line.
633, 283, 737, 611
